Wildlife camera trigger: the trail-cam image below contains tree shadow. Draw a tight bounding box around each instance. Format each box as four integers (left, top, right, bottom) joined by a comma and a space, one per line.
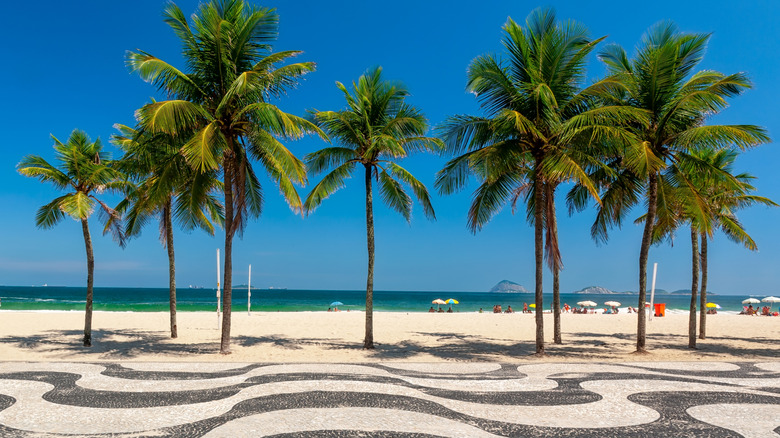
0, 329, 220, 359
2, 328, 777, 362
570, 331, 780, 359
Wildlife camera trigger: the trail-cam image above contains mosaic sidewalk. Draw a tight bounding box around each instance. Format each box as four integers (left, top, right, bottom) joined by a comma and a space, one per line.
0, 361, 778, 437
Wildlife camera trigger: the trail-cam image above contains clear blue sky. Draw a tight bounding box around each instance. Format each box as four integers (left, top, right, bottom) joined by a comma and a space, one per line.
1, 0, 778, 295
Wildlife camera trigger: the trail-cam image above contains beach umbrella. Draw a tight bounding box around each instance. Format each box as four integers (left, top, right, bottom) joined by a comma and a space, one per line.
577, 300, 597, 307
445, 298, 459, 310
762, 296, 780, 310
604, 301, 621, 307
742, 298, 761, 304
330, 301, 343, 307
706, 303, 720, 309
432, 298, 446, 310
528, 303, 536, 308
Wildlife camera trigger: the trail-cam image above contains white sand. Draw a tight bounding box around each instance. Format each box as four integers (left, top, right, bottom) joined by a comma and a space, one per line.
0, 310, 777, 362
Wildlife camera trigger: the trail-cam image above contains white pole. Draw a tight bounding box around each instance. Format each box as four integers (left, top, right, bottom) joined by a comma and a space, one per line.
248, 264, 252, 316
649, 262, 658, 321
216, 249, 221, 329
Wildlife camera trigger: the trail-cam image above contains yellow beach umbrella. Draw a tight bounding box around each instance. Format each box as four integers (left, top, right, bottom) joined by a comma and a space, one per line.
706, 302, 720, 309
445, 298, 459, 310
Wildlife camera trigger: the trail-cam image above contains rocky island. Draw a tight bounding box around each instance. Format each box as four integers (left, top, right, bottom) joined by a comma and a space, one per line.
489, 280, 529, 293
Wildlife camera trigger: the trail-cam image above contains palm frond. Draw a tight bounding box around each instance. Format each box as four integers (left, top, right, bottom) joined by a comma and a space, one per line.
303, 161, 356, 214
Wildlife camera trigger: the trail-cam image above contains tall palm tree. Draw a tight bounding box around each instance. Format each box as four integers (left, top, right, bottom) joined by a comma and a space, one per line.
436, 9, 628, 354
637, 147, 775, 348
17, 130, 127, 347
303, 67, 440, 349
690, 149, 776, 339
112, 124, 224, 338
590, 22, 769, 352
127, 0, 323, 353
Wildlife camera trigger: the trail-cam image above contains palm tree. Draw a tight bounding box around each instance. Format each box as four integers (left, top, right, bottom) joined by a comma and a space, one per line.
690, 149, 776, 339
17, 130, 127, 347
638, 147, 775, 348
127, 0, 323, 353
303, 67, 440, 349
590, 22, 769, 352
436, 9, 627, 354
112, 124, 223, 338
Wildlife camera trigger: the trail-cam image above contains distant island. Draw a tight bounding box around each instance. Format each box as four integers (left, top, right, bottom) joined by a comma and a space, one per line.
572, 286, 618, 294
489, 280, 529, 293
488, 281, 714, 295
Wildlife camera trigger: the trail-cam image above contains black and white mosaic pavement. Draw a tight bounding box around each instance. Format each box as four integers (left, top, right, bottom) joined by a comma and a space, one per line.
0, 361, 777, 437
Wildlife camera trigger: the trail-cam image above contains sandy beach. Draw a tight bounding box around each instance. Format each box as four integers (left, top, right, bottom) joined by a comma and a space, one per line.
0, 310, 777, 363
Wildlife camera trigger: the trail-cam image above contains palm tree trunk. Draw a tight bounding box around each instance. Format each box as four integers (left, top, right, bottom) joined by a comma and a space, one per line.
699, 233, 708, 340
637, 172, 658, 352
164, 198, 177, 339
533, 166, 545, 355
220, 158, 234, 354
548, 185, 562, 345
364, 164, 375, 349
689, 227, 699, 349
81, 218, 94, 347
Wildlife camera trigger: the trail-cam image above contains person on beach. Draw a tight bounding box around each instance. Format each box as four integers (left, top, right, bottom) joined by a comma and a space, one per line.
522, 303, 528, 313
563, 303, 570, 313
479, 308, 483, 313
327, 307, 332, 312
429, 307, 435, 313
447, 307, 453, 313
506, 305, 514, 313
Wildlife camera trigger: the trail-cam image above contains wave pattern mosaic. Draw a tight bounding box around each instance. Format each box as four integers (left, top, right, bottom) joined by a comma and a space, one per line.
0, 361, 778, 437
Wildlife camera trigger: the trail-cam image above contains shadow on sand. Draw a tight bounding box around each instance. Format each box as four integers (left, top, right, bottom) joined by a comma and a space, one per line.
1, 328, 778, 361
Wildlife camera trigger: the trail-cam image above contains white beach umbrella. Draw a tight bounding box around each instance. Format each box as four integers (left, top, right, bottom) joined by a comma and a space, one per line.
761, 296, 780, 310
577, 300, 597, 307
604, 301, 621, 307
742, 298, 761, 304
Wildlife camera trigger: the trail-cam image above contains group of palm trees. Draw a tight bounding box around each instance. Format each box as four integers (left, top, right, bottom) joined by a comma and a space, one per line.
18, 1, 772, 356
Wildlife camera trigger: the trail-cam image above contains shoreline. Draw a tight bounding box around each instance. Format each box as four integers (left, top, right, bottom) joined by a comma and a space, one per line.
1, 311, 777, 363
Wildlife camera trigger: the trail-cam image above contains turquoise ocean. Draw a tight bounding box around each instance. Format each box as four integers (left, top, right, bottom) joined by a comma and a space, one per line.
0, 286, 762, 314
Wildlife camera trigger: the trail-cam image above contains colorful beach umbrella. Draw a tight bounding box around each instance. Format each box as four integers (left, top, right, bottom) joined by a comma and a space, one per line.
445, 298, 459, 310
742, 298, 761, 304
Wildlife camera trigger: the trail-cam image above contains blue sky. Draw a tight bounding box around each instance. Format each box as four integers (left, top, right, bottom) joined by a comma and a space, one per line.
1, 0, 778, 295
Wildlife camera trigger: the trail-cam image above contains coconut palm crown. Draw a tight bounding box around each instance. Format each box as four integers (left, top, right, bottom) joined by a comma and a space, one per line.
303, 66, 441, 349
126, 0, 324, 353
17, 130, 128, 347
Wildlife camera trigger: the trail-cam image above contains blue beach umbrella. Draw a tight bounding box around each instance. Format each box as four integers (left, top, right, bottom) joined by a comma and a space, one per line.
330, 301, 344, 307
445, 298, 459, 310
